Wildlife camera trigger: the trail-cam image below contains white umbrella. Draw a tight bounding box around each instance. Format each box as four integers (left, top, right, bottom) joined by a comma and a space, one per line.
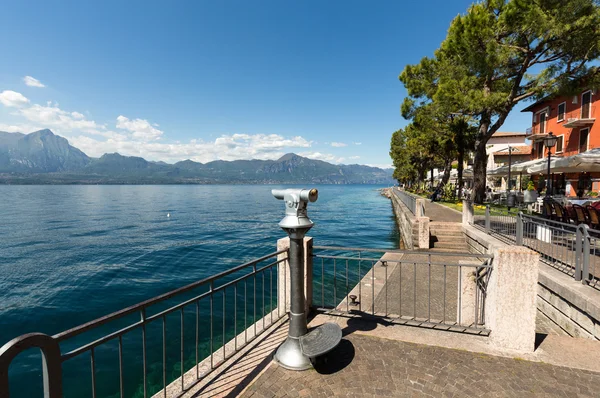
487, 158, 547, 176
529, 148, 600, 174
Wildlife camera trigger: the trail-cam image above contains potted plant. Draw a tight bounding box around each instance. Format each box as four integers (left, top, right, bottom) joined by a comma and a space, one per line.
589, 191, 598, 198
524, 180, 538, 203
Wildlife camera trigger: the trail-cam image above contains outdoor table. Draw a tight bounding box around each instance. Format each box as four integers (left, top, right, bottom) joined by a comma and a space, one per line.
568, 198, 600, 207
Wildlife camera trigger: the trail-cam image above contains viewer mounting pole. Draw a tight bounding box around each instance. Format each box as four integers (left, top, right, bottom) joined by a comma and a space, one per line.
272, 188, 341, 370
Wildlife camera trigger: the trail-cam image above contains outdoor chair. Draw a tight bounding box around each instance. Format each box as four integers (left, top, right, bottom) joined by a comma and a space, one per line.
587, 205, 600, 229
553, 202, 571, 224
573, 204, 590, 226
543, 200, 555, 220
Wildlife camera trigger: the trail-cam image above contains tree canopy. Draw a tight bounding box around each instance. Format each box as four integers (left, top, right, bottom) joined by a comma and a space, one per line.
395, 0, 600, 202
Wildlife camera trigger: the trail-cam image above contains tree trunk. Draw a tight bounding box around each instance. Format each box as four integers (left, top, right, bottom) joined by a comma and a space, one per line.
473, 139, 488, 203
441, 159, 452, 186
473, 114, 491, 204
457, 150, 464, 200
430, 169, 434, 188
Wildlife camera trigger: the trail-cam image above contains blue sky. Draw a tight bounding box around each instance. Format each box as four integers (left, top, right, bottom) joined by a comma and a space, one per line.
0, 0, 532, 168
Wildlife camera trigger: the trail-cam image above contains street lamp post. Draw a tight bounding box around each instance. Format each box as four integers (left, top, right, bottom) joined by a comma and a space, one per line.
543, 132, 558, 214
506, 146, 515, 208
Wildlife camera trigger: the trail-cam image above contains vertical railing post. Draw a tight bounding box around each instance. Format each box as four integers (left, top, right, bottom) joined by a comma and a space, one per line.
575, 225, 583, 282
0, 333, 63, 398
516, 212, 523, 245
582, 225, 590, 285
485, 205, 491, 233
462, 200, 473, 226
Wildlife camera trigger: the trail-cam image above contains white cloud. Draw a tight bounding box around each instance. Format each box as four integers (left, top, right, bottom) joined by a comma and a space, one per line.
23, 76, 45, 88
0, 90, 30, 107
0, 123, 41, 133
116, 115, 164, 141
366, 163, 393, 169
353, 142, 362, 145
69, 133, 313, 163
330, 142, 347, 147
18, 102, 103, 134
299, 151, 345, 164
2, 83, 372, 164
349, 155, 360, 160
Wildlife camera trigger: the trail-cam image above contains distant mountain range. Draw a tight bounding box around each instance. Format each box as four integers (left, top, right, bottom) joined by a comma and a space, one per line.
0, 129, 393, 184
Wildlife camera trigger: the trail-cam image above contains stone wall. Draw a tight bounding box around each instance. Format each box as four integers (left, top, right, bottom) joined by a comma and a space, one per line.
389, 190, 429, 249
537, 265, 600, 340
463, 213, 600, 342
463, 225, 539, 352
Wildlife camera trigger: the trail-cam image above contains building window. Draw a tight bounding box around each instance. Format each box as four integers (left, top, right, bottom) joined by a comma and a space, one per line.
580, 128, 589, 153
582, 91, 592, 119
557, 102, 566, 122
535, 109, 547, 134
536, 141, 544, 159
556, 135, 564, 153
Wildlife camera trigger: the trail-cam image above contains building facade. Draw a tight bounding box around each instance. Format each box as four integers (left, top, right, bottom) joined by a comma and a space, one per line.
522, 89, 598, 197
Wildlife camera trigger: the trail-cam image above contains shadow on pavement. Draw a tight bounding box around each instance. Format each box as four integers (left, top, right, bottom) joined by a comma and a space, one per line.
312, 339, 355, 375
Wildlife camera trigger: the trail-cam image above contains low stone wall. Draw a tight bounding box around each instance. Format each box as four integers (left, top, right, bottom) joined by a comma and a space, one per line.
537, 265, 600, 340
462, 205, 600, 341
463, 225, 539, 352
389, 189, 429, 249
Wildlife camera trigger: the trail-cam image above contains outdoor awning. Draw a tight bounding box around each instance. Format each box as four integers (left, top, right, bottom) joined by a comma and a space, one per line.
528, 148, 600, 174
435, 168, 473, 180
487, 158, 547, 176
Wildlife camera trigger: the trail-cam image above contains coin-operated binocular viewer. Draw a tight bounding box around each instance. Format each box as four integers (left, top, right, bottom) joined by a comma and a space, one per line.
272, 188, 342, 370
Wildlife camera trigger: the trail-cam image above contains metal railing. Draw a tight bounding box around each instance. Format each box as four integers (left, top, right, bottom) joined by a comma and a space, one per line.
473, 206, 520, 243
312, 246, 493, 334
394, 189, 417, 215
0, 250, 288, 398
470, 204, 599, 289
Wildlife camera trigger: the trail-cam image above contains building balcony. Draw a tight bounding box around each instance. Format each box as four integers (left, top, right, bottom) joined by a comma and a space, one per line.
563, 105, 596, 128
525, 125, 548, 141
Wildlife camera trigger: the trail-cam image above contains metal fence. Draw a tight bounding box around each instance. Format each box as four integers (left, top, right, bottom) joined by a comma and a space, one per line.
473, 206, 520, 243
393, 189, 418, 215
0, 250, 287, 398
312, 246, 493, 335
470, 204, 599, 289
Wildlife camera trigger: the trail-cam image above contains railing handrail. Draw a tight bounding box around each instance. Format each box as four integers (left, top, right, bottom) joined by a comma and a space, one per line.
1, 248, 289, 398
314, 245, 492, 258
393, 188, 418, 215
473, 203, 599, 289
53, 248, 287, 342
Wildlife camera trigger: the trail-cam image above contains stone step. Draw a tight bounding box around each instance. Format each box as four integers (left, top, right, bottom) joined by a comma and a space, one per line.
429, 224, 463, 231
429, 230, 464, 237
431, 241, 467, 250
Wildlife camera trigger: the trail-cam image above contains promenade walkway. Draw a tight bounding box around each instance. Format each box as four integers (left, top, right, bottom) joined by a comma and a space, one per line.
241, 317, 600, 398
422, 200, 462, 223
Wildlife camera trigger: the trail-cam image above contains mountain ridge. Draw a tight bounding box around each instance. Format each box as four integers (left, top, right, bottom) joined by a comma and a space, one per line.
0, 130, 393, 184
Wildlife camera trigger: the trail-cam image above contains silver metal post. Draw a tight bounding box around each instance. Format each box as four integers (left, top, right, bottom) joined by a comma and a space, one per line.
272, 188, 317, 370
516, 212, 524, 245
272, 188, 341, 370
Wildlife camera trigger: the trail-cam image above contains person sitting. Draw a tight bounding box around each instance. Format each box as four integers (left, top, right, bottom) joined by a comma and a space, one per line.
430, 186, 442, 202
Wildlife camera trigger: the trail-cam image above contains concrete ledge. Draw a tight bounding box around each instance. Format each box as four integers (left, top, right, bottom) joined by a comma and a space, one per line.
465, 222, 600, 341
390, 191, 430, 249
538, 263, 600, 340
463, 224, 505, 255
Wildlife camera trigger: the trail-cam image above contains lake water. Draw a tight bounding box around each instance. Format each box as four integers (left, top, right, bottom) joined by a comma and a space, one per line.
0, 184, 398, 397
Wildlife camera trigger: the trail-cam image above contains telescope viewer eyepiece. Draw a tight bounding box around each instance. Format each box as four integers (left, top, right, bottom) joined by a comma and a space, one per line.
271, 188, 318, 203
271, 188, 318, 234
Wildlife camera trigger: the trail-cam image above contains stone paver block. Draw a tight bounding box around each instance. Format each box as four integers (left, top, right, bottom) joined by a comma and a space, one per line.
241, 333, 600, 397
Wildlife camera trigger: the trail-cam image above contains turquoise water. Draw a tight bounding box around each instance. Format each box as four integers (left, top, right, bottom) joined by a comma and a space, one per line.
0, 185, 398, 397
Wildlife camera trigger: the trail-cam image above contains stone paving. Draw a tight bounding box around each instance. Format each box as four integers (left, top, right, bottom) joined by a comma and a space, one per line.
422, 200, 463, 223
241, 332, 600, 398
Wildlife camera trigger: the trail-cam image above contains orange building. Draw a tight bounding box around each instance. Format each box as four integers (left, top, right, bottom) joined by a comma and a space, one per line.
522, 89, 598, 197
